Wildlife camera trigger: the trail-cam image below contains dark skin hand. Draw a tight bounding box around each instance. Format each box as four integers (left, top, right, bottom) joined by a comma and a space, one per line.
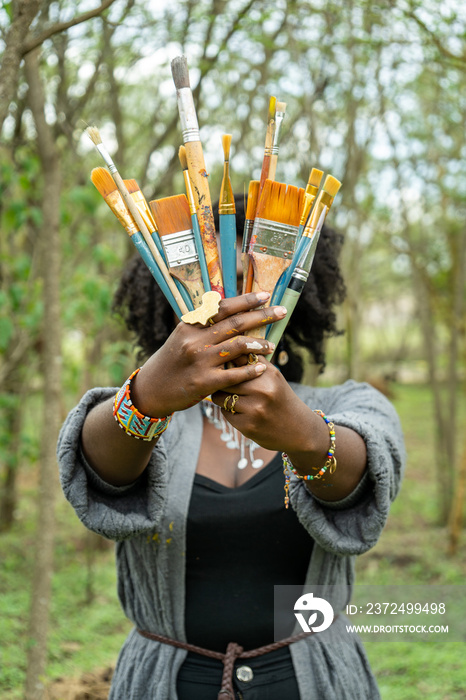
82, 292, 367, 499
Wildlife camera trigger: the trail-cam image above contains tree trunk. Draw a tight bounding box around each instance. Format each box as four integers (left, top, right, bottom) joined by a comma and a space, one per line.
0, 0, 40, 133
24, 49, 62, 700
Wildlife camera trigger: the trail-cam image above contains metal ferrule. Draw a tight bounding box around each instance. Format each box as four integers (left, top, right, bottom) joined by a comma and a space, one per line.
105, 191, 138, 235
242, 220, 254, 253
219, 203, 235, 215
271, 111, 285, 155
291, 265, 308, 284
161, 229, 199, 267
96, 143, 116, 172
177, 87, 200, 143
250, 218, 299, 259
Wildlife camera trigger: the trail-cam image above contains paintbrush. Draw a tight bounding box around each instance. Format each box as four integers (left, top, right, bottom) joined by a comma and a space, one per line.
90, 167, 184, 319
241, 180, 259, 294
271, 173, 341, 308
171, 56, 224, 298
248, 179, 304, 337
125, 178, 193, 312
299, 167, 324, 238
150, 194, 206, 309
178, 145, 211, 294
265, 207, 328, 359
244, 96, 277, 294
218, 134, 237, 298
267, 101, 287, 181
86, 126, 189, 315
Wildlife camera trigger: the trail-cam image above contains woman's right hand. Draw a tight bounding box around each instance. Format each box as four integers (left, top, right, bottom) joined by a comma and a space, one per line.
130, 292, 286, 418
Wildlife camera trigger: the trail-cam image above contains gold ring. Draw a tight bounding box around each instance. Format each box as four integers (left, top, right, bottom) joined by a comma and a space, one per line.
247, 353, 258, 365
223, 395, 232, 411
223, 394, 239, 413
230, 394, 239, 413
207, 318, 215, 326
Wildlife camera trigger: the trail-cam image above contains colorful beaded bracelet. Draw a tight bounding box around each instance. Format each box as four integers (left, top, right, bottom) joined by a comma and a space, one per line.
113, 368, 173, 441
282, 409, 337, 508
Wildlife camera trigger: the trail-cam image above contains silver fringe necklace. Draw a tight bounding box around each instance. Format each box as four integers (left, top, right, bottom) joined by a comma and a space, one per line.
201, 401, 264, 470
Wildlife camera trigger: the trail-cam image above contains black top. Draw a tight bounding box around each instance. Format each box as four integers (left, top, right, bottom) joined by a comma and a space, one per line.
184, 452, 314, 651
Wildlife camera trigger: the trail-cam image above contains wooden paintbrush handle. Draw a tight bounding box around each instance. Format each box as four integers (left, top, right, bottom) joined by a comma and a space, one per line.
184, 141, 224, 298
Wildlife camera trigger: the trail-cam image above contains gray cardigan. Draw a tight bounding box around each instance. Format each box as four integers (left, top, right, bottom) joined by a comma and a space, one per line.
57, 380, 405, 699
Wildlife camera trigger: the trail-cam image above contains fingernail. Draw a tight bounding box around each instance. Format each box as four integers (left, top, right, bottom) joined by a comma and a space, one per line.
256, 292, 270, 301
255, 363, 266, 374
275, 306, 287, 317
268, 342, 276, 351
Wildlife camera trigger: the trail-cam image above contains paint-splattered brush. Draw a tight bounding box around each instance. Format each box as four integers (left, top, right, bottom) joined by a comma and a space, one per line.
125, 178, 193, 312
178, 145, 211, 294
248, 179, 304, 337
219, 134, 237, 298
90, 167, 183, 319
86, 126, 188, 315
150, 194, 206, 309
241, 180, 259, 294
171, 56, 224, 297
267, 101, 287, 181
265, 207, 327, 358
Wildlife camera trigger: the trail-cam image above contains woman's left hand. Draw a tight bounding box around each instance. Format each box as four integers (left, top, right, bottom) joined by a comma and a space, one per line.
211, 360, 319, 455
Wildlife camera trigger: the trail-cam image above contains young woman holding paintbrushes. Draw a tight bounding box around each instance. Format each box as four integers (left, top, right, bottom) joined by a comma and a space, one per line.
58, 195, 404, 700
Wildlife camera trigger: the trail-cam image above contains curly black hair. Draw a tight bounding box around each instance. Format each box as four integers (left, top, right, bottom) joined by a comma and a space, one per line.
113, 194, 346, 383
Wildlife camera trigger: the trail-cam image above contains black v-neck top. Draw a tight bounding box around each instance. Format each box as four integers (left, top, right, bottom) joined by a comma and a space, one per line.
184, 452, 314, 651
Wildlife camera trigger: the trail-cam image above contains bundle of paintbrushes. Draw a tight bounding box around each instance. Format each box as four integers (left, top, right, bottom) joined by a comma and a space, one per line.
86, 55, 342, 352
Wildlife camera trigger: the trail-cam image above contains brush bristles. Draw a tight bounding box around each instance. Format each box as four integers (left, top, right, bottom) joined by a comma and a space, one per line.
323, 174, 341, 198
222, 134, 232, 160
124, 178, 139, 194
268, 96, 277, 122
171, 56, 190, 89
308, 168, 324, 188
245, 180, 260, 220
178, 145, 188, 171
86, 126, 102, 145
150, 194, 192, 235
91, 167, 116, 197
256, 180, 303, 227
276, 101, 287, 113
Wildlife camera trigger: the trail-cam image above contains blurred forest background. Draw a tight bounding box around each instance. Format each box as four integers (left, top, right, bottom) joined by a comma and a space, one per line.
0, 0, 465, 698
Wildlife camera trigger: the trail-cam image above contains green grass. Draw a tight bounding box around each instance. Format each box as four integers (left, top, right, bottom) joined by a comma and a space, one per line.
0, 383, 464, 698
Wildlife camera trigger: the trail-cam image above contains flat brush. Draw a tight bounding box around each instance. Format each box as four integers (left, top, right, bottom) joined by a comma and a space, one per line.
171, 56, 224, 298
265, 207, 328, 359
219, 134, 237, 298
86, 126, 188, 315
272, 173, 341, 308
125, 178, 193, 312
244, 96, 277, 294
178, 145, 211, 294
267, 101, 287, 181
241, 180, 259, 294
248, 179, 304, 338
150, 194, 206, 309
90, 167, 183, 319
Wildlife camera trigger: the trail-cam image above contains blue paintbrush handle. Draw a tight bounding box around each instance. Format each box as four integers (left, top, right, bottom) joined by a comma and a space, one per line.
131, 232, 183, 318
219, 213, 237, 298
192, 213, 211, 293
270, 234, 307, 307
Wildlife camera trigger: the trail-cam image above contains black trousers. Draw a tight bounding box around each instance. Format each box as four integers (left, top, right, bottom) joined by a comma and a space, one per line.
176, 646, 301, 699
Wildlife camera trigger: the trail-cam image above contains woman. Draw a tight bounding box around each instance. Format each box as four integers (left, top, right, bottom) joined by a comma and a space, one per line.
58, 199, 405, 699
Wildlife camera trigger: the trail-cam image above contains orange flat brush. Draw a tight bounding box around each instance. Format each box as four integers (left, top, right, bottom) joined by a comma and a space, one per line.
248, 179, 304, 337
150, 194, 206, 309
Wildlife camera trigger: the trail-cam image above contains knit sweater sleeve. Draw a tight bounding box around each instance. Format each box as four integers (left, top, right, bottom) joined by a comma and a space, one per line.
289, 380, 405, 556
57, 387, 171, 541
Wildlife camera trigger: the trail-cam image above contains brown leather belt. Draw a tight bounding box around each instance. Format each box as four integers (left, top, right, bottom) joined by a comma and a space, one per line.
137, 626, 325, 699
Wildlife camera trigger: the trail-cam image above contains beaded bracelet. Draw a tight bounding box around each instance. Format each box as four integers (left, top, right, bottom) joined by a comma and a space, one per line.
113, 368, 173, 441
282, 409, 337, 508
